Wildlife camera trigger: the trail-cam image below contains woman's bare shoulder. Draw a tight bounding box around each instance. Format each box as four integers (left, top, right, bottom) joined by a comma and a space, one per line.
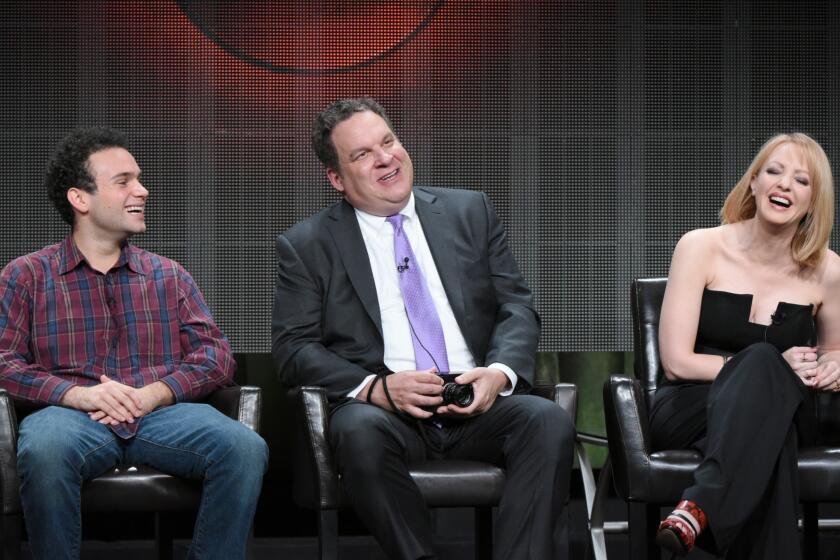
818, 249, 840, 288
669, 227, 728, 288
674, 225, 728, 256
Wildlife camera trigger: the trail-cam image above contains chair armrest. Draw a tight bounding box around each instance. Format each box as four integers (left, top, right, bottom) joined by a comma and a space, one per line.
287, 386, 340, 509
552, 382, 577, 419
603, 374, 653, 501
204, 386, 262, 433
531, 383, 578, 420
0, 389, 21, 514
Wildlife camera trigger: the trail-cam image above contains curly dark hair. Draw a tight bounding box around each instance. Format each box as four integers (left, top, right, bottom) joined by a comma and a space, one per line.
311, 97, 394, 172
45, 127, 130, 226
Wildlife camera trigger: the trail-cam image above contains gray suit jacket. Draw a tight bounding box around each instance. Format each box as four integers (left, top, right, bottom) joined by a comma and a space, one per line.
271, 187, 539, 404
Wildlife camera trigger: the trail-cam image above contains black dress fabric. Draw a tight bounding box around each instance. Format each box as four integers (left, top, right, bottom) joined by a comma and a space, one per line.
650, 288, 817, 559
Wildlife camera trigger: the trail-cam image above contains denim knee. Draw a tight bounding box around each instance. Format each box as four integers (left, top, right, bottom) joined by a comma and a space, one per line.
204, 418, 268, 475
17, 407, 115, 482
232, 428, 269, 476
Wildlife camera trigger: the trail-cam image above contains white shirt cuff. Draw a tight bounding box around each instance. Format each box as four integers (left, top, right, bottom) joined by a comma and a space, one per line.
487, 362, 517, 396
346, 374, 376, 399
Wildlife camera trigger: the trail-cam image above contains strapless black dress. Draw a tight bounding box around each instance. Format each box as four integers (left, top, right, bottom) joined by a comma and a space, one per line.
649, 288, 817, 559
694, 288, 816, 356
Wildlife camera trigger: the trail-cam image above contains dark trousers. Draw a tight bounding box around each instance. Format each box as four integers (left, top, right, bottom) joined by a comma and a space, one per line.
649, 342, 815, 560
329, 394, 575, 560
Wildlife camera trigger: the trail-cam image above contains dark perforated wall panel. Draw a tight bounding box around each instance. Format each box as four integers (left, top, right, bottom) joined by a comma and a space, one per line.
1, 1, 839, 352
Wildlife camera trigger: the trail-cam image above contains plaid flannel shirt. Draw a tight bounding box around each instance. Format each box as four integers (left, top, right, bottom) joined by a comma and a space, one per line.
0, 235, 234, 438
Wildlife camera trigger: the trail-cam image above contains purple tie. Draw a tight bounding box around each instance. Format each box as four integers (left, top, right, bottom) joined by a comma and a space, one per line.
386, 214, 450, 372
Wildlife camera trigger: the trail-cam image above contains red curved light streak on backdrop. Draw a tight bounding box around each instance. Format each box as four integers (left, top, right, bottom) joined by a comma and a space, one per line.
176, 1, 440, 71
101, 1, 512, 112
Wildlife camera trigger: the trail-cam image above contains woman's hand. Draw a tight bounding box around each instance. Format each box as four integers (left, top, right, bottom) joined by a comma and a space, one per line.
782, 346, 819, 386
811, 359, 840, 392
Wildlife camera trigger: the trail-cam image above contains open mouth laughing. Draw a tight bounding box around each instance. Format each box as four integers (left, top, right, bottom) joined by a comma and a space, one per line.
379, 169, 399, 183
768, 195, 791, 209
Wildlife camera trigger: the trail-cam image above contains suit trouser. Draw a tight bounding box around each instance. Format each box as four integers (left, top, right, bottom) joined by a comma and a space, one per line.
329, 394, 575, 560
649, 342, 815, 560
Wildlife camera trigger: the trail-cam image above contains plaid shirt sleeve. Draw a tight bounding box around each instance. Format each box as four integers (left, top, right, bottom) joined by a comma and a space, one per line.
157, 266, 235, 402
0, 260, 77, 404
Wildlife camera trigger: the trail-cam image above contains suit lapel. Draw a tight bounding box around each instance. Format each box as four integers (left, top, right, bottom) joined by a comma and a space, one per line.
327, 200, 383, 336
415, 190, 468, 326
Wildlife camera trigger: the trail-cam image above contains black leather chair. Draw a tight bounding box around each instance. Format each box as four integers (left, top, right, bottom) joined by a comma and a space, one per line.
288, 383, 577, 560
0, 385, 262, 560
603, 277, 840, 559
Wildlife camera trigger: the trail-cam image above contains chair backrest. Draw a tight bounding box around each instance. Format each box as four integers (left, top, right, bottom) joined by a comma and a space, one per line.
631, 277, 667, 406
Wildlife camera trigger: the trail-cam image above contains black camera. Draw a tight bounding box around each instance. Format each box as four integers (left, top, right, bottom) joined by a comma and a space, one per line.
439, 373, 474, 408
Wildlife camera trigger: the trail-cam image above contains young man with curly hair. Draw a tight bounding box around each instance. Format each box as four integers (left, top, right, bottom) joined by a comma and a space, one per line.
0, 127, 268, 560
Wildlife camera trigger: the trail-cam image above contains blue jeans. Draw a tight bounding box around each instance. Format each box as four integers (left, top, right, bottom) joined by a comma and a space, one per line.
17, 403, 268, 560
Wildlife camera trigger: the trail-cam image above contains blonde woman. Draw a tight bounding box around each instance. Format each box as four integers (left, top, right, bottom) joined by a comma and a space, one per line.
651, 133, 840, 559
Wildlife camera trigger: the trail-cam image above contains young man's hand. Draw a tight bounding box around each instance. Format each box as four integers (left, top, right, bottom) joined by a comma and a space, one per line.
63, 376, 174, 425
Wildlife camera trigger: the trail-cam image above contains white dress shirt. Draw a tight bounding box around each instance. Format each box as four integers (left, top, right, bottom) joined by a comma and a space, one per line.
346, 193, 517, 398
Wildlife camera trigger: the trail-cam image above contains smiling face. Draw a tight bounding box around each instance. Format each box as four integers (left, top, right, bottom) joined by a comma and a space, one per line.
750, 142, 812, 229
70, 147, 148, 241
325, 110, 414, 216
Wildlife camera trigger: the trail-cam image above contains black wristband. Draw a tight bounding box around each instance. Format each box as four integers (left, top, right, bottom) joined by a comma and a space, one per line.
365, 375, 382, 403
380, 373, 399, 413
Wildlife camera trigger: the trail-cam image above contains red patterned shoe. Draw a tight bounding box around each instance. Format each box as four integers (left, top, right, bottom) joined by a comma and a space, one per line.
656, 500, 707, 557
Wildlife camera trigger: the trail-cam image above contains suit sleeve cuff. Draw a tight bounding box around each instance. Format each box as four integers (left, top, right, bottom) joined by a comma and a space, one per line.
487, 362, 517, 396
346, 374, 376, 399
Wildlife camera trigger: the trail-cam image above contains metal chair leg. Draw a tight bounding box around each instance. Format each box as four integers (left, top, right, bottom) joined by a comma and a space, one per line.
2, 514, 22, 560
475, 506, 492, 560
318, 509, 339, 560
577, 441, 610, 560
802, 502, 818, 560
154, 512, 174, 560
629, 502, 661, 560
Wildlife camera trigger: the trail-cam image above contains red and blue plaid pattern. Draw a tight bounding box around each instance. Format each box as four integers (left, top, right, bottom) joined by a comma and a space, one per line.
0, 236, 234, 437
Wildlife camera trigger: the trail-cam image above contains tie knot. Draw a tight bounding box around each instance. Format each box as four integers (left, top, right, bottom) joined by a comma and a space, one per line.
386, 214, 405, 231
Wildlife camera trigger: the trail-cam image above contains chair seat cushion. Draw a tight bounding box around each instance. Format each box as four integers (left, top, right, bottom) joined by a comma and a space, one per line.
644, 449, 702, 503
630, 447, 840, 505
410, 460, 505, 507
327, 460, 506, 509
81, 466, 202, 512
798, 447, 840, 500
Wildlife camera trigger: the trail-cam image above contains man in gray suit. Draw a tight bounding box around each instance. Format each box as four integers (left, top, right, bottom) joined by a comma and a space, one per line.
272, 98, 574, 559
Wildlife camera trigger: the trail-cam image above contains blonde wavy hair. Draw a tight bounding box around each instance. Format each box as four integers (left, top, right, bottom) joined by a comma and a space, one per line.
720, 133, 834, 269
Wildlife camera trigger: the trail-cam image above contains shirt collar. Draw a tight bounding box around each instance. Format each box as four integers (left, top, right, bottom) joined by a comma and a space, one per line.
354, 192, 416, 231
58, 235, 146, 276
